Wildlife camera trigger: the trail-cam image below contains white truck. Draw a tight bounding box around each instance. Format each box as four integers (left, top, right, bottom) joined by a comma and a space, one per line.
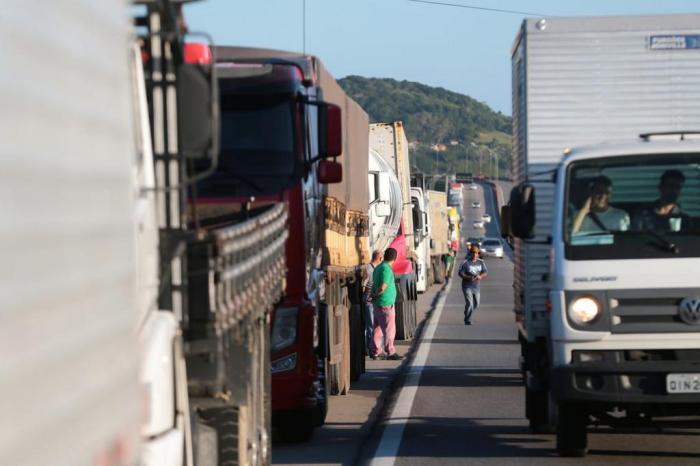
427, 190, 450, 284
0, 2, 142, 465
369, 122, 418, 340
133, 2, 288, 464
410, 186, 431, 292
504, 14, 700, 457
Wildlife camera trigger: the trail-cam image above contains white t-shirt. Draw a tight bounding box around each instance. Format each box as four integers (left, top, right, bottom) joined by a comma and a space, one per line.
579, 206, 630, 232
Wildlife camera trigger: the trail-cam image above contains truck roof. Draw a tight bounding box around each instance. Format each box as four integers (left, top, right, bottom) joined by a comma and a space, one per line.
521, 14, 700, 35
563, 136, 700, 163
215, 46, 315, 84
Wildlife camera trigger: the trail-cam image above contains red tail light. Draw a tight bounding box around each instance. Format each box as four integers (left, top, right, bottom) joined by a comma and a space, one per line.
184, 42, 212, 65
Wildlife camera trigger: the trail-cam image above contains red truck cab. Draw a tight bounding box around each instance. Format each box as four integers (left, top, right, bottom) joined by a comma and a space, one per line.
192, 47, 343, 441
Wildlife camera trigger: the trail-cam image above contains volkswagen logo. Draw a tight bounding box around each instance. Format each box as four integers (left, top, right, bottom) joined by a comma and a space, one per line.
678, 297, 700, 325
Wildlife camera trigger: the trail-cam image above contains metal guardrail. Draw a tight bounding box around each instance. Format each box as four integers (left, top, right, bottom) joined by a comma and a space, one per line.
210, 203, 288, 330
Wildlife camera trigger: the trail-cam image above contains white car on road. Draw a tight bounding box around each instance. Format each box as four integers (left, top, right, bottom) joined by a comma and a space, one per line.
469, 184, 478, 190
481, 238, 504, 258
481, 213, 491, 223
471, 201, 481, 208
473, 220, 484, 229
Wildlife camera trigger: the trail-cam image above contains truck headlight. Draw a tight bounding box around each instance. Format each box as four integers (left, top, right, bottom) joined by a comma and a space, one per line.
271, 307, 298, 353
568, 296, 601, 325
271, 353, 297, 373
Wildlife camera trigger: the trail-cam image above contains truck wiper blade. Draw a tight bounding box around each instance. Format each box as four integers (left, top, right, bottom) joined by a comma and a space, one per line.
620, 230, 680, 253
219, 167, 263, 192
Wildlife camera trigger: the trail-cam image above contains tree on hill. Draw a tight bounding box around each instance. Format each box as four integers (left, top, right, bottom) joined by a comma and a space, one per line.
338, 75, 512, 178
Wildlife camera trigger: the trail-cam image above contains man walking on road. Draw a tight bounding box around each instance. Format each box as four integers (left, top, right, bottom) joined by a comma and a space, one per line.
370, 247, 403, 361
363, 250, 383, 353
458, 244, 488, 325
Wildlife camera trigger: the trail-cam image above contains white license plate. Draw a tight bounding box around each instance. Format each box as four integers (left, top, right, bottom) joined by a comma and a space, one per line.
666, 373, 700, 394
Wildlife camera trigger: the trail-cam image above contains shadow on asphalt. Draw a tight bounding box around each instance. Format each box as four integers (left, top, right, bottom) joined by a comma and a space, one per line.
430, 338, 518, 346
393, 416, 555, 459
403, 366, 522, 388
391, 417, 700, 460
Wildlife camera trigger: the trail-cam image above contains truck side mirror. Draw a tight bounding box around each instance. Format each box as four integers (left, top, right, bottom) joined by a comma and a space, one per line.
177, 43, 218, 159
318, 159, 342, 184
318, 103, 342, 158
413, 203, 424, 232
509, 183, 536, 239
500, 205, 512, 238
377, 172, 391, 202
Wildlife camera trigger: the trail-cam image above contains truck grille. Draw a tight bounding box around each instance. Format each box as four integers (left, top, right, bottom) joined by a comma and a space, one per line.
610, 289, 700, 334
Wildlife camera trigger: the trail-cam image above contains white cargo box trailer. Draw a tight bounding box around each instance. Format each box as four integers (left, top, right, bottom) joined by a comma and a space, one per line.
0, 2, 141, 465
511, 14, 700, 342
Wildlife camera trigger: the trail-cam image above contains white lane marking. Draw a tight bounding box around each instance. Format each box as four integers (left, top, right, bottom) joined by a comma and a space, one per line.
369, 278, 454, 465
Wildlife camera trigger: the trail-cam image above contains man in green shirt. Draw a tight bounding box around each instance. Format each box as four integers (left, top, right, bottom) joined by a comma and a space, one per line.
369, 247, 402, 360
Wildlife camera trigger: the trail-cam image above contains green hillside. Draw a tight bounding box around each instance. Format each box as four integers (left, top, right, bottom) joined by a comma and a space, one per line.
338, 75, 512, 178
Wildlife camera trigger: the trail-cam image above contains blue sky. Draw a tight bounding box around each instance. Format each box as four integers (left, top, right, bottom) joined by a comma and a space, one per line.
186, 1, 699, 115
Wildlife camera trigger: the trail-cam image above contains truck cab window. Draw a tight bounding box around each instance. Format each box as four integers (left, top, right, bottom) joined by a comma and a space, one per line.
565, 154, 700, 259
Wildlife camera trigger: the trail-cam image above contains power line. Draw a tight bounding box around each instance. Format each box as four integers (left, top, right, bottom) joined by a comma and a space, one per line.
407, 0, 546, 16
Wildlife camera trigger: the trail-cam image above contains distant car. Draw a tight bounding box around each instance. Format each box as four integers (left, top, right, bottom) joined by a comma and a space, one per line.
481, 213, 491, 223
469, 184, 478, 190
481, 238, 504, 258
473, 220, 484, 229
466, 237, 483, 249
471, 201, 481, 208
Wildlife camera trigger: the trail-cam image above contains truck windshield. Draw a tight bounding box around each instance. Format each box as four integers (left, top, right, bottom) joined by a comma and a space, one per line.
564, 154, 700, 260
195, 93, 300, 197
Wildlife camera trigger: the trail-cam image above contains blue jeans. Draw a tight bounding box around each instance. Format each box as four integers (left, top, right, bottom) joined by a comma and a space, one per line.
364, 301, 374, 350
462, 284, 480, 323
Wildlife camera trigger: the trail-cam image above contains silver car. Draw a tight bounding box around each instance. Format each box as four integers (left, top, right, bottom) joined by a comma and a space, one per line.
481, 238, 504, 258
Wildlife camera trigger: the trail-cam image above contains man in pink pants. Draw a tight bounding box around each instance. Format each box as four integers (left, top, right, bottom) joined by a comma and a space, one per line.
369, 247, 403, 361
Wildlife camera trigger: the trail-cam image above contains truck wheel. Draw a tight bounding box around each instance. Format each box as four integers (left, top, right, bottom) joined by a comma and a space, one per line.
556, 403, 588, 457
275, 409, 314, 443
525, 387, 552, 434
350, 303, 364, 381
340, 287, 351, 395
328, 361, 341, 396
192, 411, 218, 466
394, 277, 408, 340
313, 358, 329, 427
198, 406, 240, 466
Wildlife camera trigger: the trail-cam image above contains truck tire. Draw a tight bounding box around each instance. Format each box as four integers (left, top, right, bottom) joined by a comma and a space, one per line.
274, 408, 314, 443
339, 287, 351, 395
313, 358, 329, 427
394, 277, 408, 341
198, 406, 240, 466
525, 387, 552, 434
328, 362, 341, 396
556, 403, 588, 457
350, 303, 364, 381
192, 412, 218, 466
341, 305, 351, 395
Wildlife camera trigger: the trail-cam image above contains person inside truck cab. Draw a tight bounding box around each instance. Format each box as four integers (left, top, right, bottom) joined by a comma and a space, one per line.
572, 175, 630, 233
633, 169, 688, 232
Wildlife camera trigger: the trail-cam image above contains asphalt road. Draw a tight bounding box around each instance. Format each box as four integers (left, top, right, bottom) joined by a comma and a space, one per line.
360, 182, 700, 465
